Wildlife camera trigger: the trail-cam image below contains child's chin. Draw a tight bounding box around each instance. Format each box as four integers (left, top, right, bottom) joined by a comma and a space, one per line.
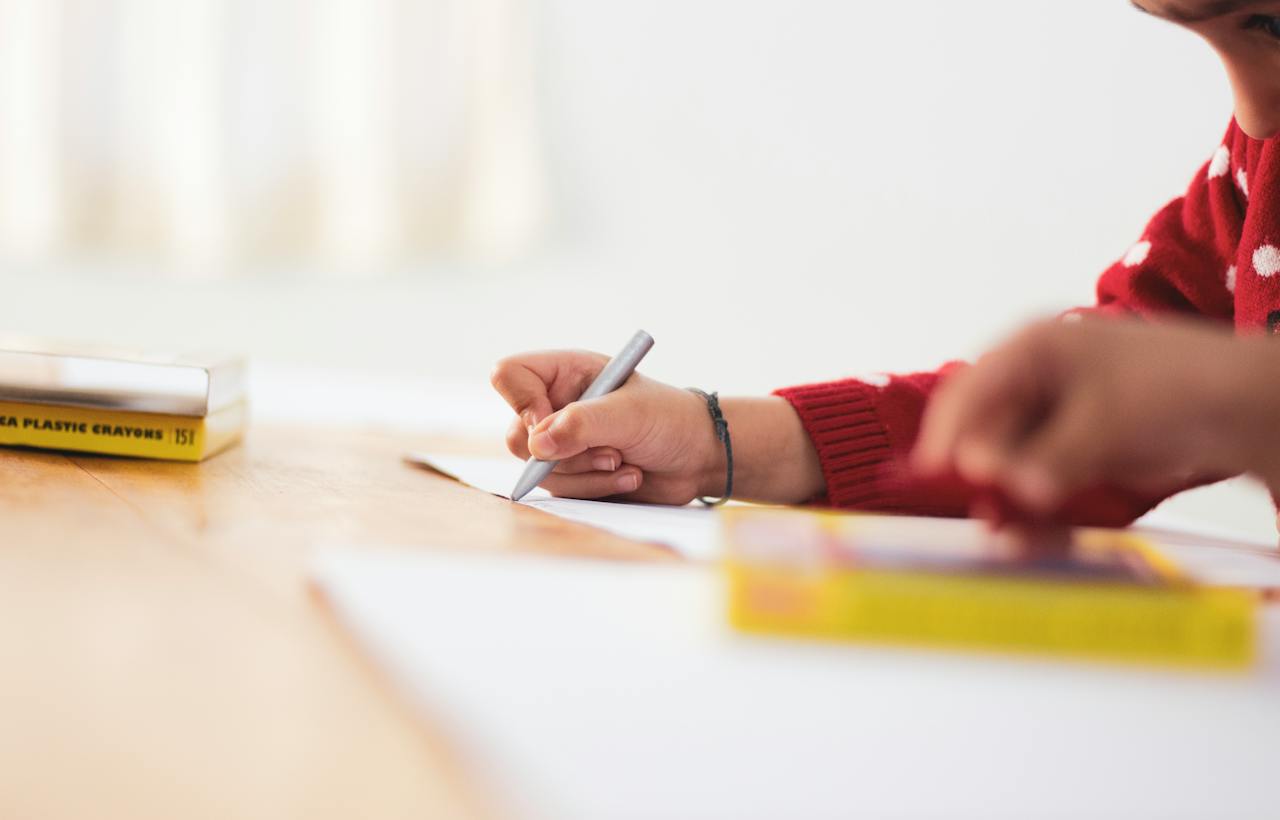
1235, 113, 1280, 141
1240, 126, 1280, 141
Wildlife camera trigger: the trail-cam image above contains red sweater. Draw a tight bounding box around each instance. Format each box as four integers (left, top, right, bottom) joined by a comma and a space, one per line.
776, 119, 1279, 525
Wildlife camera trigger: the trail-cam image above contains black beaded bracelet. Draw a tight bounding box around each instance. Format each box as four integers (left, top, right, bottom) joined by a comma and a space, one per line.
689, 388, 733, 506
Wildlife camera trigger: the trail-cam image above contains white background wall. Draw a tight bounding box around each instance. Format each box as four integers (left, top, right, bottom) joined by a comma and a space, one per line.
1, 0, 1233, 395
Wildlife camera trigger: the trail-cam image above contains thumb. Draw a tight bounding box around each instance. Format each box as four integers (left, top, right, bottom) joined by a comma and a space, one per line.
914, 330, 1048, 476
1000, 399, 1102, 513
528, 396, 629, 461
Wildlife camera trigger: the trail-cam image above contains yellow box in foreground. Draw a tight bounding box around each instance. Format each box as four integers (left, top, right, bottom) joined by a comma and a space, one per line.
723, 507, 1257, 670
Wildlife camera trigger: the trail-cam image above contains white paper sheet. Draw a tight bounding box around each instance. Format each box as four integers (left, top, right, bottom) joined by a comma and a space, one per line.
312, 547, 1280, 820
408, 452, 721, 561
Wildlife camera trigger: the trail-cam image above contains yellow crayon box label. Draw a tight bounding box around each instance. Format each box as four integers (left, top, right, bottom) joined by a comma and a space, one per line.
0, 399, 245, 462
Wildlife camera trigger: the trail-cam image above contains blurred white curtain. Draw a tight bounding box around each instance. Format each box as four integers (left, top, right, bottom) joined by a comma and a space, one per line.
0, 0, 546, 274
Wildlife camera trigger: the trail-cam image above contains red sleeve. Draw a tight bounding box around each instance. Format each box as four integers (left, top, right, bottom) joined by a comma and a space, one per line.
775, 372, 1180, 526
774, 368, 973, 517
777, 122, 1249, 524
1080, 120, 1246, 322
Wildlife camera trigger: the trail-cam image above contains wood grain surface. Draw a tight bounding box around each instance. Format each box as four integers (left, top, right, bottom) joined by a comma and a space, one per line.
0, 426, 672, 819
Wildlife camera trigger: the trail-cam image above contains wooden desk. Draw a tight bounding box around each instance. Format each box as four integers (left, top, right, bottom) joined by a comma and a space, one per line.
0, 426, 671, 819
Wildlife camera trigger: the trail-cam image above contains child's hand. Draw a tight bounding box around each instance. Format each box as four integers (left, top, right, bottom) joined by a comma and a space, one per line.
490, 350, 826, 504
490, 350, 724, 503
912, 318, 1280, 515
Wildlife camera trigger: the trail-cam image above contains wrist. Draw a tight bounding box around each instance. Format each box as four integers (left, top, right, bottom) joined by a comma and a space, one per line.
694, 396, 824, 504
687, 390, 730, 501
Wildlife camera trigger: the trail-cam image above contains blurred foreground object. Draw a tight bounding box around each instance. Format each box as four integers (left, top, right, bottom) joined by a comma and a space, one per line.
725, 508, 1258, 670
0, 336, 245, 460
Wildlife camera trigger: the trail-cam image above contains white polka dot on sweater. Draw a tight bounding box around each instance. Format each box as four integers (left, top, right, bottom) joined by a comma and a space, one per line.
1226, 264, 1237, 292
859, 373, 891, 388
1237, 168, 1249, 198
1254, 245, 1280, 278
1123, 241, 1151, 267
1208, 145, 1231, 179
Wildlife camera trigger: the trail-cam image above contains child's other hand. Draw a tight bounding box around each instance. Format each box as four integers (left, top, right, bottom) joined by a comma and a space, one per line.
490, 350, 722, 503
912, 317, 1280, 515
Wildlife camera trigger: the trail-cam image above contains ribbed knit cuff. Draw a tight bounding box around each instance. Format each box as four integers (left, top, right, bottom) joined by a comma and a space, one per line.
774, 379, 898, 510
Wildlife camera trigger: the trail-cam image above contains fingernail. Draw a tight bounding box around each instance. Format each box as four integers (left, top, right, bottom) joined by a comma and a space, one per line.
616, 471, 639, 493
593, 455, 618, 472
521, 410, 538, 431
529, 429, 557, 459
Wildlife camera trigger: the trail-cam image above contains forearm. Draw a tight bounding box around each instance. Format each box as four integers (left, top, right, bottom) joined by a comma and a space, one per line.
697, 396, 825, 504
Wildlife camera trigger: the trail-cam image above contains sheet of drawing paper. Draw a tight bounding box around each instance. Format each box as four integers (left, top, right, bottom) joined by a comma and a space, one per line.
312, 547, 1280, 820
408, 452, 721, 561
